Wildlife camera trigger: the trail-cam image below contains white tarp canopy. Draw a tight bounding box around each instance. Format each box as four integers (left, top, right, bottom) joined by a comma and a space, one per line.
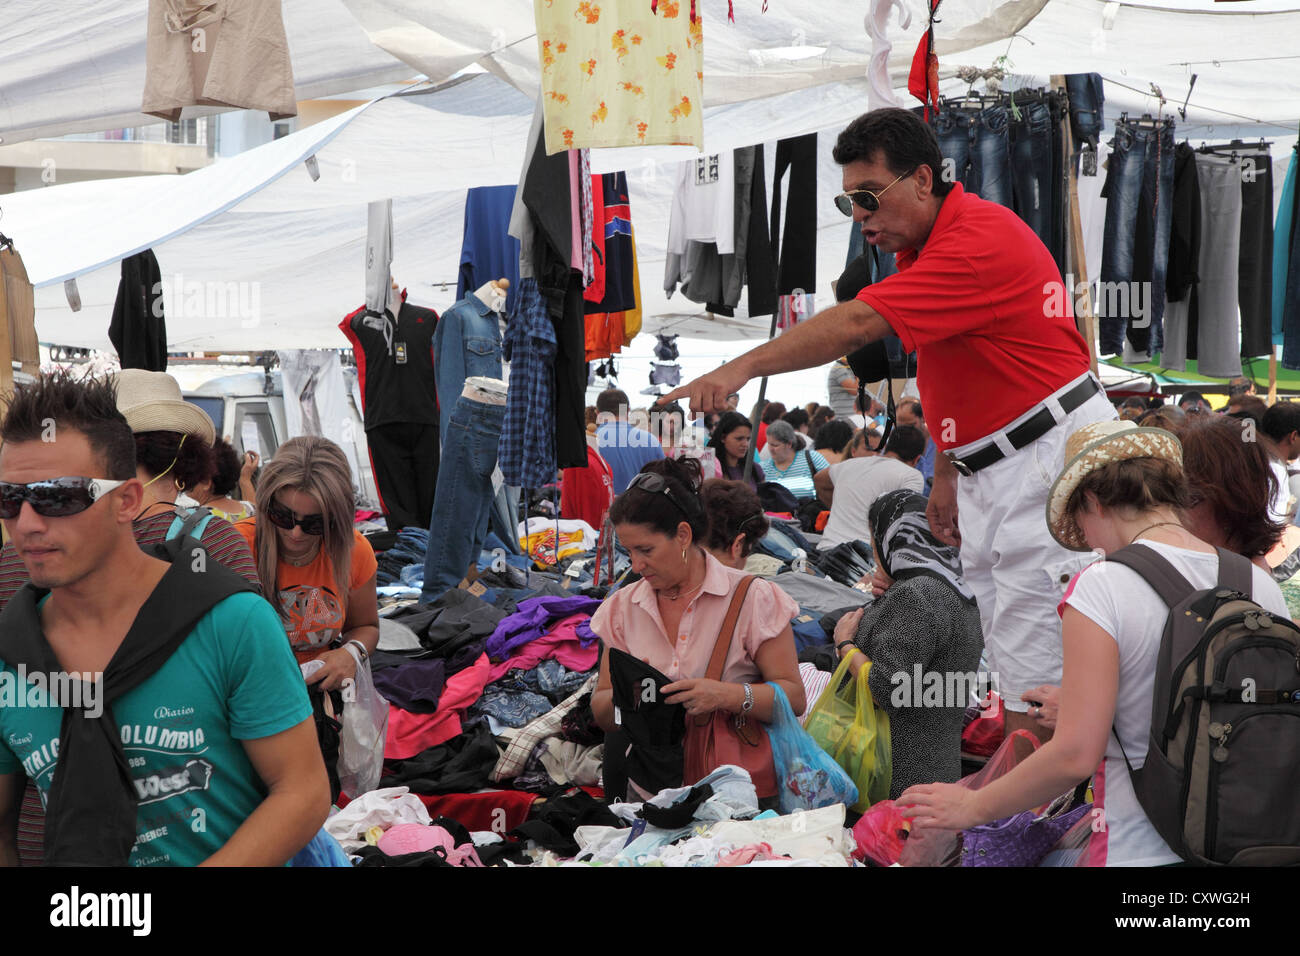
0, 0, 417, 145
1, 0, 1298, 354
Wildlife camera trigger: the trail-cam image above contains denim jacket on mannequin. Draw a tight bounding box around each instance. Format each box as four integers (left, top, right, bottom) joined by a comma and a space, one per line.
433, 295, 503, 441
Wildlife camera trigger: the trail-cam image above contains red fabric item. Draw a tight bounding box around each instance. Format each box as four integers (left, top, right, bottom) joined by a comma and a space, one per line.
851, 801, 910, 865
961, 691, 1006, 757
487, 614, 599, 682
908, 0, 942, 119
561, 445, 616, 532
584, 174, 607, 305
384, 653, 491, 759
756, 421, 768, 451
411, 790, 539, 833
856, 183, 1091, 450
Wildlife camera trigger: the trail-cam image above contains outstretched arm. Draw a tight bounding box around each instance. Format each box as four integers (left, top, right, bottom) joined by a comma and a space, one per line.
659, 299, 895, 413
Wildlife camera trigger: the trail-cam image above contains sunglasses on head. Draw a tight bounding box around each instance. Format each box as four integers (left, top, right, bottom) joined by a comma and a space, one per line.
833, 168, 914, 216
628, 472, 695, 521
266, 499, 326, 536
0, 477, 125, 519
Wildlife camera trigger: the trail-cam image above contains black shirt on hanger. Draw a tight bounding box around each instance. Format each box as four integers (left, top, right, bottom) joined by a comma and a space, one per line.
341, 295, 439, 432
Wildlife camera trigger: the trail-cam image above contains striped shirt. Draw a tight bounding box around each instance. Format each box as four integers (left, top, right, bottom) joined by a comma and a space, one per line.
761, 449, 829, 501
0, 509, 259, 867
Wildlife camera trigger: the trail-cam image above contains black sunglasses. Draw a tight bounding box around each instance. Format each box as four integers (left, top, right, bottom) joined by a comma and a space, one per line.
0, 477, 125, 519
266, 499, 326, 536
628, 472, 695, 521
833, 169, 914, 216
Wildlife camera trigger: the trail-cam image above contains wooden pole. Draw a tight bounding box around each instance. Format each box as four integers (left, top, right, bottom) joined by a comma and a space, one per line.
1269, 350, 1279, 405
1054, 74, 1099, 378
0, 248, 15, 399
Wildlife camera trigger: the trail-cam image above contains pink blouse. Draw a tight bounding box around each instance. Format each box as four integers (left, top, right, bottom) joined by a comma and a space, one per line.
590, 552, 797, 684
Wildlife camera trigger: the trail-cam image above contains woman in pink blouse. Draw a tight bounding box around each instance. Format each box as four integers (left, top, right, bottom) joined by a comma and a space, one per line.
590, 458, 805, 799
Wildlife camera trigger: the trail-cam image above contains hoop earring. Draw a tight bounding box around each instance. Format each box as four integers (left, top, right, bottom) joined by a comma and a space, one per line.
682, 545, 688, 564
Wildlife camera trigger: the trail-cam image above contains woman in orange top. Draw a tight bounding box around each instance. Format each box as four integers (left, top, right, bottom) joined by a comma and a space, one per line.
234, 436, 379, 691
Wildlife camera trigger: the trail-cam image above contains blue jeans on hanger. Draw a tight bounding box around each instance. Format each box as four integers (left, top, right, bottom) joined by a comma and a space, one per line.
420, 395, 505, 602
1009, 101, 1055, 251
1099, 121, 1175, 356
933, 105, 1014, 208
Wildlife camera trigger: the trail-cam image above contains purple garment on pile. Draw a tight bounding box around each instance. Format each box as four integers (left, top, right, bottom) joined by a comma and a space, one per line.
371, 658, 447, 714
485, 595, 601, 660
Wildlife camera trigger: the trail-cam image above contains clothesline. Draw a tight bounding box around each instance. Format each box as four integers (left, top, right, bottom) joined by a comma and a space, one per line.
1100, 74, 1300, 130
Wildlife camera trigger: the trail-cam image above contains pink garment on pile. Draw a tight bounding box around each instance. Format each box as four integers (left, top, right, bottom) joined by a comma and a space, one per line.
378, 824, 483, 866
385, 653, 491, 759
717, 842, 783, 867
487, 613, 599, 682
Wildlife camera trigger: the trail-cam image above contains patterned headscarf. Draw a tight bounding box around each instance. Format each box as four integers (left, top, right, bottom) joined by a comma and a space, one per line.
868, 489, 975, 603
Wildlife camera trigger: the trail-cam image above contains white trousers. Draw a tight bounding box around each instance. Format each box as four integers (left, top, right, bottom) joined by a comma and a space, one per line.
953, 377, 1117, 712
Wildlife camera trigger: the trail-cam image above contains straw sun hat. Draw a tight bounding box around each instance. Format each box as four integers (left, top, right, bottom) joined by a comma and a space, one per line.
113, 369, 216, 445
1046, 420, 1183, 552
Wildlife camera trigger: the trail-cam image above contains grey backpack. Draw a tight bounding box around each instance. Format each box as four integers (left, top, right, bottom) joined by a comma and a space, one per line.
1107, 544, 1300, 865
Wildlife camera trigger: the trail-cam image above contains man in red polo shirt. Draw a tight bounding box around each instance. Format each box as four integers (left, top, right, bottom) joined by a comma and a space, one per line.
662, 108, 1116, 740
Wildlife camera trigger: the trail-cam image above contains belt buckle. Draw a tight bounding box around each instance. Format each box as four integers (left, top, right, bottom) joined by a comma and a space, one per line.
946, 452, 973, 477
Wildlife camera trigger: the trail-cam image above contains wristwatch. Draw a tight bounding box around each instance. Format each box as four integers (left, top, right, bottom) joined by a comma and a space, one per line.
836, 640, 857, 654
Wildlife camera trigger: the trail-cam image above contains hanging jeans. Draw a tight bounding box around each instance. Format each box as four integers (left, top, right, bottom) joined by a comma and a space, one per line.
1048, 91, 1070, 274
1065, 73, 1105, 160
1009, 101, 1055, 251
1098, 121, 1175, 356
421, 395, 506, 602
932, 105, 1013, 208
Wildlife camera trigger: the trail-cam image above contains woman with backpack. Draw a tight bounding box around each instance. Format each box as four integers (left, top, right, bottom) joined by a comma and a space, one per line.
901, 420, 1291, 865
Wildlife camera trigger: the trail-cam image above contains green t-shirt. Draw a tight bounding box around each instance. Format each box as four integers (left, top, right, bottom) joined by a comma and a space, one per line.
0, 592, 311, 867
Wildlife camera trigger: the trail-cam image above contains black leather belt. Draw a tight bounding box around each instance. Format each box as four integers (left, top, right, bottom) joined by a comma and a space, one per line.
945, 377, 1102, 477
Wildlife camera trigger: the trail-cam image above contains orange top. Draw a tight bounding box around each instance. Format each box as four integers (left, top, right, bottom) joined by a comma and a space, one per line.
235, 520, 378, 660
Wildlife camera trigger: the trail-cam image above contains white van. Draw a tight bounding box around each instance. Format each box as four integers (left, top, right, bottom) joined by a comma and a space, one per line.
183, 368, 380, 510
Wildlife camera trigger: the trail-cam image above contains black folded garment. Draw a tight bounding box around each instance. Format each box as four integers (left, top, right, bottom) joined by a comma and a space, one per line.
812, 539, 876, 586
386, 589, 507, 658
379, 720, 500, 794
638, 783, 713, 829
507, 786, 623, 857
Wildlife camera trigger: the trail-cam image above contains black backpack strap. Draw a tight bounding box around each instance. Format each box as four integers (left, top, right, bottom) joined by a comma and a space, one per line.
1214, 547, 1254, 598
1105, 543, 1198, 609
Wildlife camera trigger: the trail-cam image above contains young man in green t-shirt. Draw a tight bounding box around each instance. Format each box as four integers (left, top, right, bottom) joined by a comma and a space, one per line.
0, 372, 328, 866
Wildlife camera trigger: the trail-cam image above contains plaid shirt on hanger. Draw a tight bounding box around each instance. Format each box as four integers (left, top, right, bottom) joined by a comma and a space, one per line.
498, 276, 558, 489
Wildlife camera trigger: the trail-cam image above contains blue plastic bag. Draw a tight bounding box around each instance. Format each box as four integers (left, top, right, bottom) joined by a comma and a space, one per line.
768, 683, 859, 814
290, 827, 353, 867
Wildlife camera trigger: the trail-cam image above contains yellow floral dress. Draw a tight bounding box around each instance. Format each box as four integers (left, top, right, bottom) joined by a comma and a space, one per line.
536, 0, 704, 154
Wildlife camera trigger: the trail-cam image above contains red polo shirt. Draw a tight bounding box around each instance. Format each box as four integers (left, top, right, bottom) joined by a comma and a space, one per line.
857, 182, 1090, 450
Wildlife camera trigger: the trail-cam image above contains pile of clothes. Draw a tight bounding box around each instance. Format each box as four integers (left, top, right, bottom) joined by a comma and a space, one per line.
326, 768, 859, 867
344, 510, 877, 864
